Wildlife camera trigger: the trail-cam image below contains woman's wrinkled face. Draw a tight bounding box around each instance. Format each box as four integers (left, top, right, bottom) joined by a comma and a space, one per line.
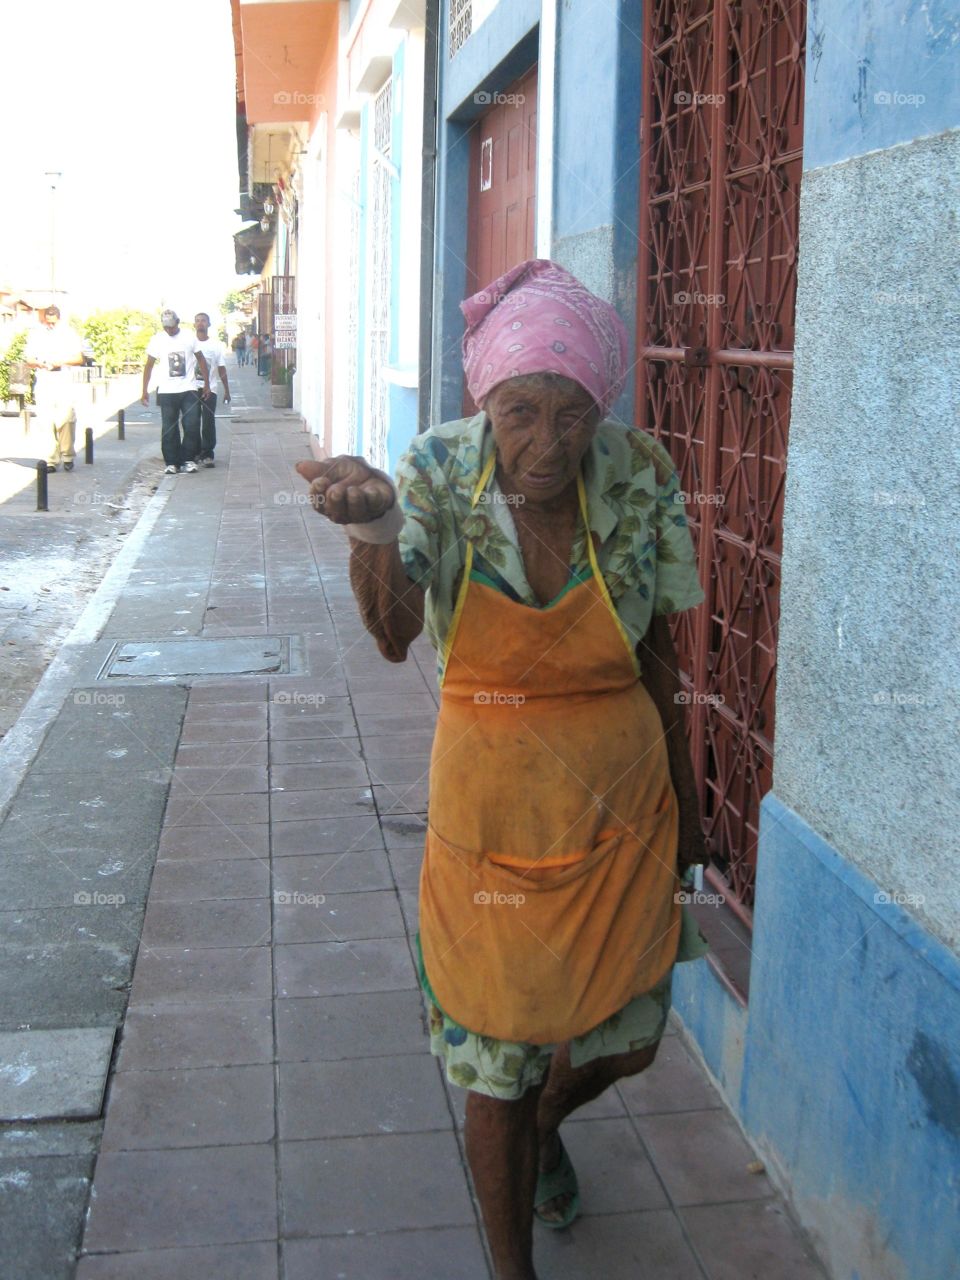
485, 374, 601, 504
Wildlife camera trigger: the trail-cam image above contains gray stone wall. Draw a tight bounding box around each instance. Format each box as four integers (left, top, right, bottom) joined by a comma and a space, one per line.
774, 128, 960, 948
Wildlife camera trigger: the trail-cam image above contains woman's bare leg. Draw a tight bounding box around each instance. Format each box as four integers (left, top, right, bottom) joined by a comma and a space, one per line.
465, 1084, 544, 1280
535, 1040, 662, 1223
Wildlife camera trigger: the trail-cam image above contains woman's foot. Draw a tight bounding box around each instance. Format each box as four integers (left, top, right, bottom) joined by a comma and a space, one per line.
534, 1130, 580, 1228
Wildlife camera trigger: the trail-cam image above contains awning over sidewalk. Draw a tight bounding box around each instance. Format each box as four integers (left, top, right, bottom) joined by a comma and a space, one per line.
234, 223, 275, 276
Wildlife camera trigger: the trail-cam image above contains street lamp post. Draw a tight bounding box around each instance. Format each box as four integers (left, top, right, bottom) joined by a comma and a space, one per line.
44, 171, 62, 296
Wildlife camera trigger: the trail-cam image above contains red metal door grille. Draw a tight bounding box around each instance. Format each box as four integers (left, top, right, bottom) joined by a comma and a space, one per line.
636, 0, 806, 919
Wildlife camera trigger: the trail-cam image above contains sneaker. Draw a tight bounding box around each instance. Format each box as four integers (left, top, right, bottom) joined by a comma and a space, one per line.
46, 463, 58, 472
63, 461, 75, 471
164, 464, 179, 474
182, 460, 199, 473
201, 457, 215, 468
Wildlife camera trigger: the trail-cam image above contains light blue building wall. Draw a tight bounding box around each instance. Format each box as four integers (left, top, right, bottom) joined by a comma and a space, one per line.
385, 37, 419, 476
551, 0, 642, 423
352, 34, 420, 475
432, 0, 540, 423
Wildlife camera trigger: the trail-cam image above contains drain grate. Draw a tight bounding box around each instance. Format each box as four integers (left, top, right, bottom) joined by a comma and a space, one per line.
100, 636, 290, 679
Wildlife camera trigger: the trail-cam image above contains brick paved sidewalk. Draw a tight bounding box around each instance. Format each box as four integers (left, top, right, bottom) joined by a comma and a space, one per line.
2, 361, 828, 1278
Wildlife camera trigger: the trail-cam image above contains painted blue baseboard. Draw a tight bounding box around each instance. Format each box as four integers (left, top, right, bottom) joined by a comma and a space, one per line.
674, 792, 960, 1280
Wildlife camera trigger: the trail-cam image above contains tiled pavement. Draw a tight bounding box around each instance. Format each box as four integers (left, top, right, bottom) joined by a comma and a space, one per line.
4, 363, 828, 1278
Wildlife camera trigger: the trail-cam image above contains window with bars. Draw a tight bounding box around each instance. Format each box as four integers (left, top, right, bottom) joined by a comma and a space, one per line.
449, 0, 472, 57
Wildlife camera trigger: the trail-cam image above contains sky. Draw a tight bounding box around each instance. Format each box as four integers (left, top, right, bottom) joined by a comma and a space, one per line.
0, 0, 248, 321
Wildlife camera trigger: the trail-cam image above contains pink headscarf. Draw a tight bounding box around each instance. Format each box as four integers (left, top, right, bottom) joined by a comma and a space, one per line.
460, 258, 629, 416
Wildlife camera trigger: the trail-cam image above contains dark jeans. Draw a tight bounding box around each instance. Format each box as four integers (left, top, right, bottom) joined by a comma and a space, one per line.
158, 390, 201, 467
196, 391, 217, 459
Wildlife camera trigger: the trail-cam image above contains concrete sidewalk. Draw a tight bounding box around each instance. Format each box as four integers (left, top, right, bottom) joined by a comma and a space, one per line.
0, 360, 828, 1279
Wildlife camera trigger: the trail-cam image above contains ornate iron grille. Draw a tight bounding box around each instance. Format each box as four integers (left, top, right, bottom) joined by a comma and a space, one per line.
449, 0, 472, 57
367, 77, 393, 470
636, 0, 806, 917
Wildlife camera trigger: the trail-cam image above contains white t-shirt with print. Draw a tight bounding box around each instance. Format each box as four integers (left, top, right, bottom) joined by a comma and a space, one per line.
195, 337, 225, 388
146, 329, 200, 394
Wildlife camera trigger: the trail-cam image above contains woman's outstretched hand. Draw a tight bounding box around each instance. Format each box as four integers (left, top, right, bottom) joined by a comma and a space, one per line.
295, 457, 396, 525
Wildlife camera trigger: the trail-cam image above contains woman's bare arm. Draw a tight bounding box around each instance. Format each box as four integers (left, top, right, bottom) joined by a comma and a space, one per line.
296, 457, 425, 662
637, 614, 708, 872
348, 540, 425, 662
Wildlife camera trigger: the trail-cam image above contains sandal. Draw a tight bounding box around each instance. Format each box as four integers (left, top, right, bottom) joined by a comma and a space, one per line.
534, 1134, 580, 1229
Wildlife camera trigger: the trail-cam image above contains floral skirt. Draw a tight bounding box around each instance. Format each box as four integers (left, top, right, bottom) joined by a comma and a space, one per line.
415, 905, 709, 1099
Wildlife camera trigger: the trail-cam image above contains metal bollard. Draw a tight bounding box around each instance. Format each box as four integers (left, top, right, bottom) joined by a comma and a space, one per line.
117, 409, 125, 440
36, 461, 48, 511
85, 428, 94, 465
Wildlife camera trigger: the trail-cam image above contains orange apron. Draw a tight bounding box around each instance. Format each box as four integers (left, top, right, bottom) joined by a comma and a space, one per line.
419, 453, 683, 1044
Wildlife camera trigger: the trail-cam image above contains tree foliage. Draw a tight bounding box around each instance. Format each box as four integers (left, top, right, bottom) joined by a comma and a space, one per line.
221, 289, 248, 315
76, 309, 159, 374
0, 330, 29, 403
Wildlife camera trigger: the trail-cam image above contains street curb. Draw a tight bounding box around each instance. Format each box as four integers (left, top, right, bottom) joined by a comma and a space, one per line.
0, 474, 175, 823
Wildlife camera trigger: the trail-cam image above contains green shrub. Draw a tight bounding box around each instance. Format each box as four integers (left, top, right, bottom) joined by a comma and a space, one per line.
0, 330, 29, 403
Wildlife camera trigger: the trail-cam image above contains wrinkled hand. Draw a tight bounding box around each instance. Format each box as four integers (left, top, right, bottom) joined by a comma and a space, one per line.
295, 456, 396, 525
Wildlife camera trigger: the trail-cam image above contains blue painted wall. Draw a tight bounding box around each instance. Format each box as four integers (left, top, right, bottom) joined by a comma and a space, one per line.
552, 0, 643, 421
804, 0, 960, 169
744, 797, 960, 1280
432, 0, 645, 424
432, 1, 539, 423
384, 39, 419, 474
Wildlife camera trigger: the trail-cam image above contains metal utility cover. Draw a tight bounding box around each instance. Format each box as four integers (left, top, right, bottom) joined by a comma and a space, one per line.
103, 636, 289, 678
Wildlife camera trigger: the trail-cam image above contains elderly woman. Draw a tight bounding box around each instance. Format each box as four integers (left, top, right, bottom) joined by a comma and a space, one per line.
297, 259, 709, 1280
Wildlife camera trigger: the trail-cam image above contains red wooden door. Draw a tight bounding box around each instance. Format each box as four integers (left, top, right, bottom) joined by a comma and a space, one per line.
463, 65, 538, 412
636, 0, 806, 918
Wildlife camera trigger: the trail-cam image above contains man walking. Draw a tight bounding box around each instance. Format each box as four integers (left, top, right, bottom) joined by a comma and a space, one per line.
192, 312, 230, 468
23, 305, 85, 472
141, 309, 210, 474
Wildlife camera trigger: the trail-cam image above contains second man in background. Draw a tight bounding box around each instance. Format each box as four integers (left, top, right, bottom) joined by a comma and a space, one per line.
192, 312, 230, 468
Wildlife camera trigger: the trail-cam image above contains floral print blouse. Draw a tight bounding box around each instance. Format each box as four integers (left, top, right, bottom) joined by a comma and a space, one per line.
395, 413, 704, 669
